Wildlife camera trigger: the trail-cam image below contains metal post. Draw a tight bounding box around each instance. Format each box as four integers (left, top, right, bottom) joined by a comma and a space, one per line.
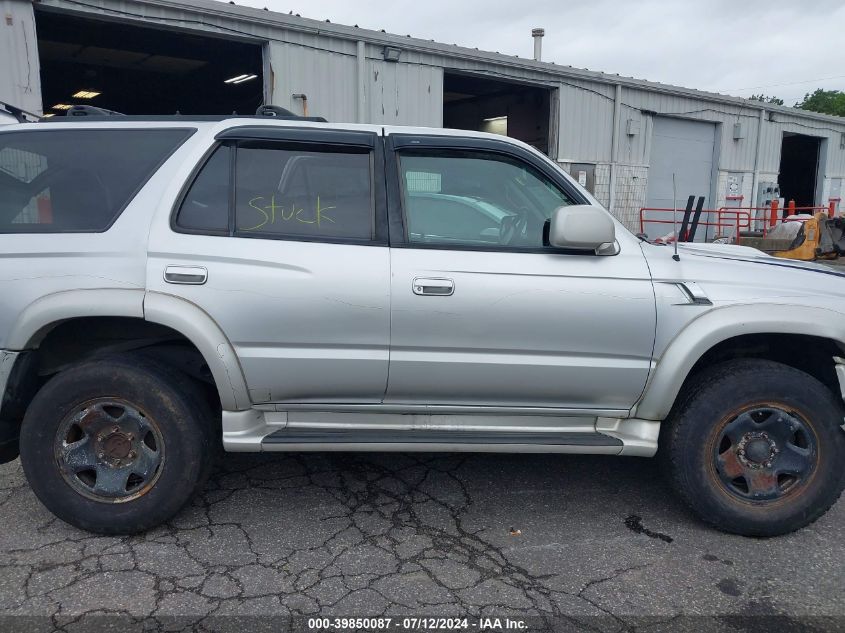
609, 84, 622, 213
751, 108, 765, 208
532, 28, 544, 61
356, 41, 366, 124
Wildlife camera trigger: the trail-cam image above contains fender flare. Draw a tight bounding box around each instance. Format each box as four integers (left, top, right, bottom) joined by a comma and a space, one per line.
634, 303, 845, 421
6, 289, 250, 412
143, 291, 250, 411
6, 288, 146, 349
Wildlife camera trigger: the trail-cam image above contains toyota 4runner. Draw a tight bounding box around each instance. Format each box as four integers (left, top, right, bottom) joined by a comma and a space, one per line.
1, 112, 844, 536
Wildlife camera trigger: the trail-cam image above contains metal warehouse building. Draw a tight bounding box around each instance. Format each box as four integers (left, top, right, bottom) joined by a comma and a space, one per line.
2, 0, 845, 232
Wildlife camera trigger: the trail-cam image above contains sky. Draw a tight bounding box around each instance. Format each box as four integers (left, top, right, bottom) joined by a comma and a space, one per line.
224, 0, 845, 105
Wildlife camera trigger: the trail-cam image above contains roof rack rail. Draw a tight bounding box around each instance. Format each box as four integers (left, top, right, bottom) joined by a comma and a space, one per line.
66, 105, 126, 117
256, 104, 296, 117
1, 101, 40, 123
34, 103, 329, 124
256, 104, 327, 122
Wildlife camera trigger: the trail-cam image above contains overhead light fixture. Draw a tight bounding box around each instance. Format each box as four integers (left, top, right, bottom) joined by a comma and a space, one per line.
52, 104, 72, 110
72, 90, 100, 99
483, 116, 507, 122
224, 73, 257, 84
42, 113, 55, 118
382, 46, 401, 62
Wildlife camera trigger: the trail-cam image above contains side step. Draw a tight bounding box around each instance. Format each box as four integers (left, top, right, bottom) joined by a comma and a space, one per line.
261, 427, 623, 454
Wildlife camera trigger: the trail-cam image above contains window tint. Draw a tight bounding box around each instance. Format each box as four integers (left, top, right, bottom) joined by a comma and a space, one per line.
235, 146, 373, 241
399, 152, 574, 249
176, 146, 230, 233
0, 129, 192, 233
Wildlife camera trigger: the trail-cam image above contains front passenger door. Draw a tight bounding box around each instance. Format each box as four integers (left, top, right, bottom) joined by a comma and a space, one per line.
384, 135, 656, 411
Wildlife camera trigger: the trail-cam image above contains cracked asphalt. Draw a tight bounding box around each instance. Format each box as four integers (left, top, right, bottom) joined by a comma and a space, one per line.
0, 451, 842, 631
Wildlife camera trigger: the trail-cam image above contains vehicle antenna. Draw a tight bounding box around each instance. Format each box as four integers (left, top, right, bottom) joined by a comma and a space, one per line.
672, 173, 680, 261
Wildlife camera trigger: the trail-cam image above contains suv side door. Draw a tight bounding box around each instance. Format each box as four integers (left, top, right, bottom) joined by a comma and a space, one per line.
147, 126, 390, 405
385, 133, 656, 412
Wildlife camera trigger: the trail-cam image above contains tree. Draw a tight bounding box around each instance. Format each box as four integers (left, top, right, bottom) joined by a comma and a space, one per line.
749, 93, 784, 106
796, 89, 845, 117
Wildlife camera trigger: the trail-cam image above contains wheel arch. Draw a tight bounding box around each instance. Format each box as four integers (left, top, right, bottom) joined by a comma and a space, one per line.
3, 289, 249, 413
635, 303, 845, 421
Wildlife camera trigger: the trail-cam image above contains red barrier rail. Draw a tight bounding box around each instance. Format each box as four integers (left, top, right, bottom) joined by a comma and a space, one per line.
719, 200, 837, 237
639, 207, 751, 244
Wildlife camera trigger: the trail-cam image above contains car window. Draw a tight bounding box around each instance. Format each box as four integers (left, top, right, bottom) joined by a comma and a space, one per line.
235, 146, 373, 241
399, 151, 574, 249
0, 129, 192, 233
175, 146, 230, 233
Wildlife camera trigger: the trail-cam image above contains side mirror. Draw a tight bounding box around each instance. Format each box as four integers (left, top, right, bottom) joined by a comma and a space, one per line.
547, 204, 616, 252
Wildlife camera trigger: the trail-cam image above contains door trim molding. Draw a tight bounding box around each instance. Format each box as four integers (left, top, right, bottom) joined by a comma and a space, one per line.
252, 402, 630, 417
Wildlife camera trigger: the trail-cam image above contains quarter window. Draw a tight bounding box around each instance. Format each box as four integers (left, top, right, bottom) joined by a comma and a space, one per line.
235, 146, 373, 241
0, 129, 192, 233
399, 151, 574, 249
175, 146, 230, 233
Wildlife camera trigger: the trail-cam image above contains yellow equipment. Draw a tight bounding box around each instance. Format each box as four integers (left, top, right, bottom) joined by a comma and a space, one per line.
745, 211, 845, 262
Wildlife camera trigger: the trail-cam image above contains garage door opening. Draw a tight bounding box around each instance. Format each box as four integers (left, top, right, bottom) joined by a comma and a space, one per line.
35, 10, 264, 116
779, 133, 821, 208
443, 71, 553, 155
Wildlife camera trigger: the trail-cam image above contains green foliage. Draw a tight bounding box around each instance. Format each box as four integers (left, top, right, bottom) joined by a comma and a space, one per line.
796, 89, 845, 117
749, 94, 784, 106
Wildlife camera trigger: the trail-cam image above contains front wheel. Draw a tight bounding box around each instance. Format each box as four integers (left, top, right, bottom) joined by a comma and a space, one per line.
19, 356, 214, 534
662, 359, 845, 536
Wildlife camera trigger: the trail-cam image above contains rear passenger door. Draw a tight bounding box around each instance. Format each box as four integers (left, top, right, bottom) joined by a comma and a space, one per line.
147, 127, 390, 405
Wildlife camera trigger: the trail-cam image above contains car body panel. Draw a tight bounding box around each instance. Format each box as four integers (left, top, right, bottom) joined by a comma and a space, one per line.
386, 247, 657, 409
635, 241, 845, 419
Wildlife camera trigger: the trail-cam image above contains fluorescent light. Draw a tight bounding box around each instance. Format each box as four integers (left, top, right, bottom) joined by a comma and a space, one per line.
224, 74, 250, 84
72, 90, 100, 99
232, 74, 258, 84
483, 116, 507, 122
52, 104, 72, 110
42, 113, 55, 118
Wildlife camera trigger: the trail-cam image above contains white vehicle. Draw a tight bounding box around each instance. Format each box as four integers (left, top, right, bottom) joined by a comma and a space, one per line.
0, 109, 843, 536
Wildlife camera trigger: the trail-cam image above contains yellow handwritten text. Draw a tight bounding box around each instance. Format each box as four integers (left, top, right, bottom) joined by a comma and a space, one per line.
241, 195, 337, 232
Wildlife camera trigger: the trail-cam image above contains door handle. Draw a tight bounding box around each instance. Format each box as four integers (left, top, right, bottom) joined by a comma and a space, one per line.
164, 265, 208, 285
413, 277, 454, 296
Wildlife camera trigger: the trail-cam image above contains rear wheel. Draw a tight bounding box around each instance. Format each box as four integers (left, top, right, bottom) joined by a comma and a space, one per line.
19, 356, 214, 534
662, 359, 845, 536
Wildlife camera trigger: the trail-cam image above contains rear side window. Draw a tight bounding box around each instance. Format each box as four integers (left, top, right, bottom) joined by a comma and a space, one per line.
0, 129, 192, 233
235, 146, 373, 241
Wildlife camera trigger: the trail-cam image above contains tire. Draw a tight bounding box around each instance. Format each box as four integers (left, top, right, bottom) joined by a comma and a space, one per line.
661, 359, 845, 537
19, 356, 214, 534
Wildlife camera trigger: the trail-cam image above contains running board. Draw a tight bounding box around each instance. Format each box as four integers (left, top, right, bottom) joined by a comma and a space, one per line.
221, 410, 660, 456
262, 427, 622, 453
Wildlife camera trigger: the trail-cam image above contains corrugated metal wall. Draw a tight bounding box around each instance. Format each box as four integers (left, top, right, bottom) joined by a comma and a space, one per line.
365, 55, 443, 127
268, 42, 358, 122
0, 0, 42, 115
556, 80, 615, 162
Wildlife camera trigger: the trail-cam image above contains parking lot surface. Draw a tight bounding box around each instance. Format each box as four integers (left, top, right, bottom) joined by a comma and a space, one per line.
0, 451, 842, 631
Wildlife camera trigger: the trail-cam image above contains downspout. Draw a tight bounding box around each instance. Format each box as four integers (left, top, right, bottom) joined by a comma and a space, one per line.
609, 84, 622, 213
357, 40, 366, 124
751, 107, 765, 207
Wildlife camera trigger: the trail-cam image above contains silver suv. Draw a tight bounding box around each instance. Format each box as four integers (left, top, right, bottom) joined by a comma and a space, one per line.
1, 114, 843, 537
